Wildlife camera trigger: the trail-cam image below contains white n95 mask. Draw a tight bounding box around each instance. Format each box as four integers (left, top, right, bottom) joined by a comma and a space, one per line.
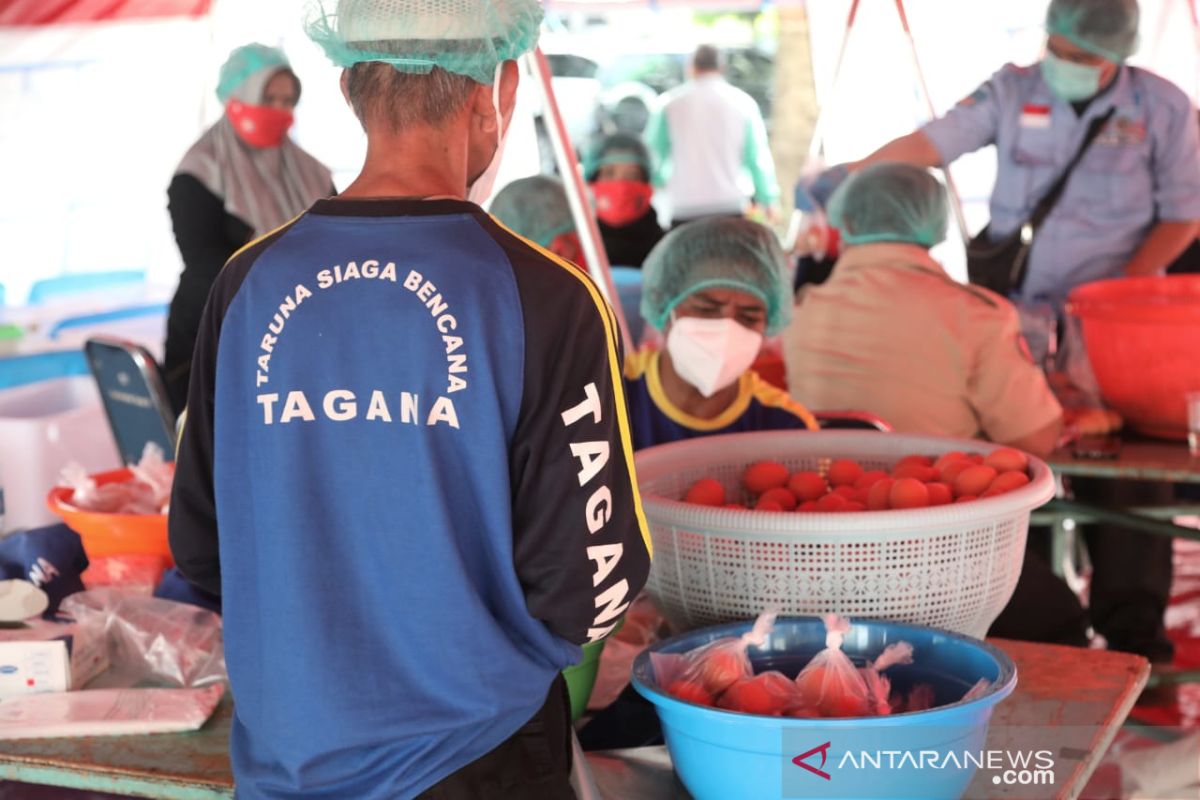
468, 63, 509, 206
666, 316, 764, 398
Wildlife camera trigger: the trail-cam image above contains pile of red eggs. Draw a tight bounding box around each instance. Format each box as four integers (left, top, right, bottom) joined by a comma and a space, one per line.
683, 449, 1031, 512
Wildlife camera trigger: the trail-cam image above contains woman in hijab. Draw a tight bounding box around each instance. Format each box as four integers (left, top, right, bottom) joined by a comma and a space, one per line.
583, 133, 664, 268
164, 43, 333, 413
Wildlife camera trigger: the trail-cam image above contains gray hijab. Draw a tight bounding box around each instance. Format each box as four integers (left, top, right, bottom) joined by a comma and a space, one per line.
176, 60, 332, 237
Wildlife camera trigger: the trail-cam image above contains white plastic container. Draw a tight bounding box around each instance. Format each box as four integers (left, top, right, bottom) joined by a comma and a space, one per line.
0, 377, 120, 532
634, 431, 1056, 638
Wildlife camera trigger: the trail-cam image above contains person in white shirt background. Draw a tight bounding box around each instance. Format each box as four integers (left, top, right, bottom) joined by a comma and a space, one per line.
645, 45, 781, 228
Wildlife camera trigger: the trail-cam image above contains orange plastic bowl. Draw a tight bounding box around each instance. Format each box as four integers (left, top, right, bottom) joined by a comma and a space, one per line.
46, 468, 172, 565
1068, 275, 1200, 440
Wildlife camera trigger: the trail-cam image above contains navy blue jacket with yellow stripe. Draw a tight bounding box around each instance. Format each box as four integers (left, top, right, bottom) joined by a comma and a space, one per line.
168, 198, 651, 799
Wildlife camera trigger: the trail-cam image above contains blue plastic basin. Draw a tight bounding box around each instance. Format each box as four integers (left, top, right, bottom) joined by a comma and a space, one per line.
631, 617, 1017, 800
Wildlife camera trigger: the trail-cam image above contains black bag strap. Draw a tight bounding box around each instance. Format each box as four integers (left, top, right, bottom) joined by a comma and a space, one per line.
1027, 106, 1117, 231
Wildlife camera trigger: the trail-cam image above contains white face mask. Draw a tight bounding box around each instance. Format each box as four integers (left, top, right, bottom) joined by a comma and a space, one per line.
665, 316, 764, 398
468, 63, 509, 206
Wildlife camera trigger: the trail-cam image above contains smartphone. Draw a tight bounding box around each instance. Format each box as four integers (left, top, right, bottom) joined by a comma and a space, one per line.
84, 337, 176, 465
1072, 435, 1122, 460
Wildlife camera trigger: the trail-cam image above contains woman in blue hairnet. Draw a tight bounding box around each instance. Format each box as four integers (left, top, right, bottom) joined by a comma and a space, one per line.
626, 216, 817, 450
164, 44, 333, 414
583, 133, 664, 268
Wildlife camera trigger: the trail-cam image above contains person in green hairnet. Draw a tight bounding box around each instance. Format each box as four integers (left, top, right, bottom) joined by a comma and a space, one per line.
836, 0, 1200, 306
168, 2, 650, 798
785, 162, 1063, 451
818, 0, 1196, 674
583, 132, 664, 267
165, 43, 333, 414
625, 216, 817, 451
489, 175, 588, 266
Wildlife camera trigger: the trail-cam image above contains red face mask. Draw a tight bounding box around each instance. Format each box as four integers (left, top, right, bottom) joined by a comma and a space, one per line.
591, 180, 654, 227
226, 99, 294, 148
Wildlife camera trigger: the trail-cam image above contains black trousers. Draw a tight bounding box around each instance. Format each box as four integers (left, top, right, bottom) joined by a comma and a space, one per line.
990, 477, 1174, 662
417, 674, 575, 800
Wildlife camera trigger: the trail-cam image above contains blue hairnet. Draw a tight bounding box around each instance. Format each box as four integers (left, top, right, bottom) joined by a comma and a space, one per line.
217, 44, 290, 104
1046, 0, 1139, 63
305, 0, 543, 85
827, 163, 949, 248
641, 217, 792, 335
583, 133, 653, 182
489, 176, 576, 248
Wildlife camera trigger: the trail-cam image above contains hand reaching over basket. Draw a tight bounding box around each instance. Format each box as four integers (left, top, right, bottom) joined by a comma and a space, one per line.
682, 448, 1033, 512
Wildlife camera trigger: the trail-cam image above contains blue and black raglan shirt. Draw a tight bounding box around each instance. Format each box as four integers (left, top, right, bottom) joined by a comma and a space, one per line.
623, 349, 818, 450
168, 198, 651, 800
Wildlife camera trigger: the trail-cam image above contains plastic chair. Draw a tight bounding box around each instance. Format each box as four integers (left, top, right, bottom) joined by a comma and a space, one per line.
610, 266, 645, 347
84, 337, 175, 465
0, 350, 90, 391
47, 302, 168, 340
813, 411, 893, 432
28, 270, 146, 305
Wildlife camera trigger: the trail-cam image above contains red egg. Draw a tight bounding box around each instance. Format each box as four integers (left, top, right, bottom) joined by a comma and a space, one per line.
788, 471, 829, 502
967, 454, 984, 465
743, 461, 790, 494
723, 504, 748, 510
955, 495, 978, 504
759, 487, 799, 511
797, 501, 820, 512
926, 482, 954, 506
954, 465, 998, 498
832, 485, 858, 500
867, 478, 895, 511
828, 459, 865, 487
984, 448, 1029, 474
854, 470, 890, 490
721, 671, 798, 716
988, 471, 1031, 495
685, 478, 726, 507
756, 500, 784, 512
667, 680, 714, 707
939, 460, 973, 485
892, 464, 939, 482
894, 454, 933, 470
889, 478, 930, 509
698, 650, 750, 694
795, 665, 870, 717
933, 451, 970, 471
845, 501, 867, 512
816, 493, 850, 512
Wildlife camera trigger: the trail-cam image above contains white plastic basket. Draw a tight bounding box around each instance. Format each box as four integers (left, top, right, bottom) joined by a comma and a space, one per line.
634, 430, 1056, 638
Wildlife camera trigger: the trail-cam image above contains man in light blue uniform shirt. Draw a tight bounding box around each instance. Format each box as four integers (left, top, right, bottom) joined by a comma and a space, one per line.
857, 0, 1200, 305
839, 0, 1200, 671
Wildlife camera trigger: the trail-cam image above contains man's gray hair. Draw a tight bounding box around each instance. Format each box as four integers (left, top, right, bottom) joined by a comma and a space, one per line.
345, 63, 478, 132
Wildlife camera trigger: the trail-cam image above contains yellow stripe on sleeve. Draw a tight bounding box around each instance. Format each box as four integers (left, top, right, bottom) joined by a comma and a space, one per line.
491, 218, 654, 559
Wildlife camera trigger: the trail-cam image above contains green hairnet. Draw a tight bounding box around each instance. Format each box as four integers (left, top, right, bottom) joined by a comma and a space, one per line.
641, 217, 792, 335
1046, 0, 1139, 63
305, 0, 543, 85
217, 44, 290, 104
827, 162, 949, 249
583, 133, 653, 182
489, 175, 576, 248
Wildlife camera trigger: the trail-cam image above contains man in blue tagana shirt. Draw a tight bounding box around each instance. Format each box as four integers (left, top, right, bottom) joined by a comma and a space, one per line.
168, 1, 651, 797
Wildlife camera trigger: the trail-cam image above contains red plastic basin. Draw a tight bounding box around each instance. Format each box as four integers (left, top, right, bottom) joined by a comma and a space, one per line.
1068, 275, 1200, 440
